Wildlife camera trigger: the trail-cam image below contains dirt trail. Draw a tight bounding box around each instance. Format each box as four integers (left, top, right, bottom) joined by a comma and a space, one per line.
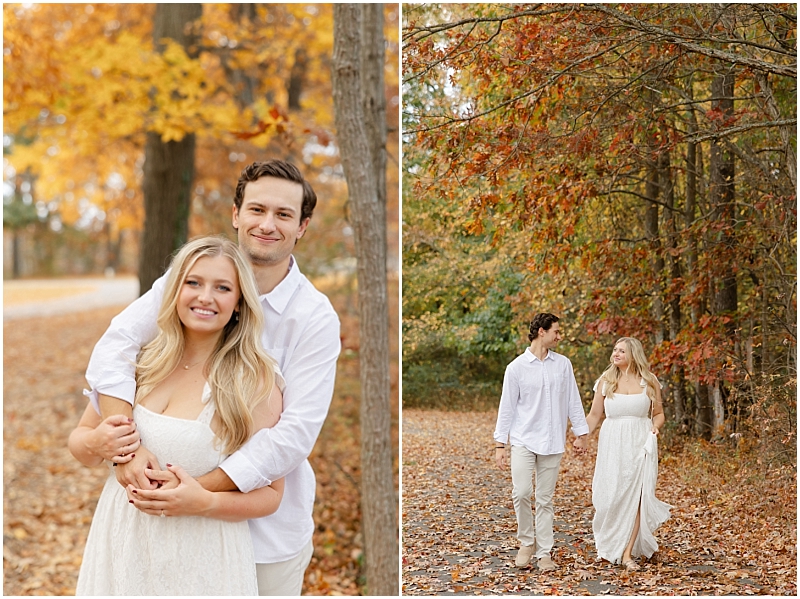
402, 409, 794, 596
3, 276, 138, 320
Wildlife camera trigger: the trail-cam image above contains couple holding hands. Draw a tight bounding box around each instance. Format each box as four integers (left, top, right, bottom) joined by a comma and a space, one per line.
494, 312, 672, 572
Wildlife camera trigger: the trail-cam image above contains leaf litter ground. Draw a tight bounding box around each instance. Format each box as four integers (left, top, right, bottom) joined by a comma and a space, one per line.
402, 409, 796, 595
3, 286, 396, 596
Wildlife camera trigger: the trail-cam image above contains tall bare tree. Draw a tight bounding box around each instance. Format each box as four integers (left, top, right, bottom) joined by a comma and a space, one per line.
708, 64, 738, 435
332, 4, 398, 595
138, 3, 202, 294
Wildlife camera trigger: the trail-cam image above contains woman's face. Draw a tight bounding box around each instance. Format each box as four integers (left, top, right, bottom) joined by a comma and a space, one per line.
611, 342, 630, 370
177, 255, 241, 334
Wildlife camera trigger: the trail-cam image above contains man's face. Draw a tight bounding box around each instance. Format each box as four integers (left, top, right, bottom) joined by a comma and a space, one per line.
232, 176, 309, 267
539, 322, 562, 349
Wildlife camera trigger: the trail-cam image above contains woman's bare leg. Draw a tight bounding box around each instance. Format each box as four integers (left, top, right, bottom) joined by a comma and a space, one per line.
622, 506, 641, 563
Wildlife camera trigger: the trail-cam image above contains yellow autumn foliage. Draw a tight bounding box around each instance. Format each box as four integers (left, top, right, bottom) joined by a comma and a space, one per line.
3, 2, 398, 253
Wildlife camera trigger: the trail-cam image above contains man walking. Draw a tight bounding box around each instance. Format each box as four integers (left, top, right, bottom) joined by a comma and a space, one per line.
493, 312, 589, 570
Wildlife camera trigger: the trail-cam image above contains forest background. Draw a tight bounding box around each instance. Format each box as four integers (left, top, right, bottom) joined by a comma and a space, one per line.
402, 3, 795, 591
403, 2, 795, 449
4, 3, 399, 281
4, 3, 399, 595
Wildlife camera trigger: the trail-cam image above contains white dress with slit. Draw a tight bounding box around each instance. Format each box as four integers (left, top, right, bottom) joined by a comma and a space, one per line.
591, 381, 672, 563
76, 384, 258, 595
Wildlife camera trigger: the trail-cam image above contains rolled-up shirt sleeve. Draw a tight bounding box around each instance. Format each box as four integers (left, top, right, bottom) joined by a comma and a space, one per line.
84, 275, 165, 413
567, 361, 590, 436
493, 363, 519, 444
220, 306, 341, 493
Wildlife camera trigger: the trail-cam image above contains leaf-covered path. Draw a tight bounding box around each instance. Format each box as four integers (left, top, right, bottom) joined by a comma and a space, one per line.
402, 410, 796, 595
3, 291, 385, 596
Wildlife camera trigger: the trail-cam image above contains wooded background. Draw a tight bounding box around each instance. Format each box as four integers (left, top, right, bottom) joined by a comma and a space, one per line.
402, 4, 796, 455
4, 3, 400, 594
4, 3, 400, 289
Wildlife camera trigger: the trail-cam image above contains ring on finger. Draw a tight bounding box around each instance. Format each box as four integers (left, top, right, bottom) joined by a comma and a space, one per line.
160, 510, 165, 518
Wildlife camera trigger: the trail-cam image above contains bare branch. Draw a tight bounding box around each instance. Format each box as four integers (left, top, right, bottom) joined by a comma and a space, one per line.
599, 188, 678, 212
589, 5, 797, 78
683, 119, 797, 143
404, 39, 633, 135
404, 20, 508, 85
403, 5, 570, 43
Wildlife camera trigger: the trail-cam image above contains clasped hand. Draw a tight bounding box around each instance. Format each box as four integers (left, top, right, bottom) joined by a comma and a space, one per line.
90, 415, 141, 464
572, 435, 589, 454
113, 446, 161, 490
126, 464, 213, 518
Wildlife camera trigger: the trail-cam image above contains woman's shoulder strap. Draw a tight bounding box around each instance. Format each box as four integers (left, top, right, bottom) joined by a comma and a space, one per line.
593, 377, 607, 397
196, 382, 216, 425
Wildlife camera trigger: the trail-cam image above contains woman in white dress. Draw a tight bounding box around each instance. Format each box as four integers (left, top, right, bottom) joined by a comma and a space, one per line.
69, 236, 283, 595
574, 337, 671, 571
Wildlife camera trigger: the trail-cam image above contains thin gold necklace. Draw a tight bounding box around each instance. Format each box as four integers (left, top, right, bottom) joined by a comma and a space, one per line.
182, 358, 204, 370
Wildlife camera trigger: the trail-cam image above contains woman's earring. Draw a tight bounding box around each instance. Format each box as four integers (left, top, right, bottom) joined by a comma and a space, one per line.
234, 311, 240, 323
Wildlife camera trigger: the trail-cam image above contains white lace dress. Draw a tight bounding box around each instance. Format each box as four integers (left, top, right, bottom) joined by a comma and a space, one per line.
76, 385, 258, 595
591, 383, 672, 564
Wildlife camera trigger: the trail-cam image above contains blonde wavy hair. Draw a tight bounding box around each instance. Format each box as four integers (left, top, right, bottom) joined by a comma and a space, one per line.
134, 236, 276, 455
598, 337, 660, 403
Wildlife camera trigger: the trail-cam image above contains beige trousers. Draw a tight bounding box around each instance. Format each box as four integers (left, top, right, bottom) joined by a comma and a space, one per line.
510, 446, 563, 558
255, 540, 314, 596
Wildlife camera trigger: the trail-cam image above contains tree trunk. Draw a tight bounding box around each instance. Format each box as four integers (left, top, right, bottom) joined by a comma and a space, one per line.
685, 104, 699, 328
745, 321, 754, 374
711, 67, 738, 326
684, 97, 700, 433
761, 282, 769, 373
12, 229, 23, 279
332, 4, 398, 595
361, 4, 387, 211
215, 5, 259, 113
644, 163, 665, 345
104, 221, 121, 273
708, 65, 737, 435
692, 104, 715, 439
712, 381, 725, 436
287, 48, 308, 111
695, 381, 713, 438
660, 145, 684, 426
229, 2, 256, 23
755, 70, 796, 191
138, 3, 202, 294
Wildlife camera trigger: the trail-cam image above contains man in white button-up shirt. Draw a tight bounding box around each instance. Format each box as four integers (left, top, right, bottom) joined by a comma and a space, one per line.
494, 313, 589, 571
81, 160, 341, 595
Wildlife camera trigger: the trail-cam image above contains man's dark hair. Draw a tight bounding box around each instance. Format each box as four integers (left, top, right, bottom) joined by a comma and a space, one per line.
233, 160, 317, 222
528, 313, 560, 341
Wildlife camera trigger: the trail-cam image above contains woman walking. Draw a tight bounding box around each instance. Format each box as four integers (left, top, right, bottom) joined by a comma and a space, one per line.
575, 337, 671, 570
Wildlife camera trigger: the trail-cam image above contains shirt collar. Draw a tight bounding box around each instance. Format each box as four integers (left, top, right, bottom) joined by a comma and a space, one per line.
525, 347, 554, 363
261, 255, 302, 314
